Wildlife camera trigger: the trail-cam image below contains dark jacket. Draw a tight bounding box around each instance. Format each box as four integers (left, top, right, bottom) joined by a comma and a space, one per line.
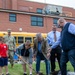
61, 22, 75, 51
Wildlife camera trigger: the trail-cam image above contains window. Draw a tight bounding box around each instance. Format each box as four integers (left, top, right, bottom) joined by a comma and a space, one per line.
25, 37, 32, 42
18, 37, 24, 43
31, 16, 43, 27
53, 18, 58, 25
14, 36, 17, 43
9, 13, 16, 22
37, 8, 43, 14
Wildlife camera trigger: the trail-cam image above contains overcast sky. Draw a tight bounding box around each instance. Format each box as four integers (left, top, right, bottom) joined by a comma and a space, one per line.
28, 0, 75, 9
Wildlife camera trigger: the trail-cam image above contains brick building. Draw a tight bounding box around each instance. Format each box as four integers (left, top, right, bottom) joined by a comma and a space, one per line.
0, 0, 75, 33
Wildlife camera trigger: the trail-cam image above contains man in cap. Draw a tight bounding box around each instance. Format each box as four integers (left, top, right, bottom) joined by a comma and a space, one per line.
4, 29, 16, 68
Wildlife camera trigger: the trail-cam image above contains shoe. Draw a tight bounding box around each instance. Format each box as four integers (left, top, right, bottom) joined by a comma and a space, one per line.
23, 73, 27, 75
46, 74, 50, 75
2, 74, 4, 75
36, 74, 39, 75
51, 71, 59, 75
30, 74, 32, 75
36, 73, 39, 75
39, 72, 44, 75
11, 64, 14, 68
6, 73, 10, 75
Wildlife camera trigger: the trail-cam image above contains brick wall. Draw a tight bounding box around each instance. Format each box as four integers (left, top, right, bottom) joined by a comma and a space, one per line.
0, 0, 75, 33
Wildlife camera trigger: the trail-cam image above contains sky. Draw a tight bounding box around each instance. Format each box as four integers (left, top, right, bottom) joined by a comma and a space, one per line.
28, 0, 75, 9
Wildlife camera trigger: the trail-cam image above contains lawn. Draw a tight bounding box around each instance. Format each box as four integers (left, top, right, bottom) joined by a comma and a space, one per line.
3, 61, 74, 75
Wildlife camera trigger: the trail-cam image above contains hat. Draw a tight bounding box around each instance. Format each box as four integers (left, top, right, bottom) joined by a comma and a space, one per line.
7, 29, 11, 32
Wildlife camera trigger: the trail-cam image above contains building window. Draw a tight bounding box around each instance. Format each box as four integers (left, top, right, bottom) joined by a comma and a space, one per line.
31, 16, 43, 27
37, 8, 43, 14
9, 13, 16, 22
53, 18, 58, 25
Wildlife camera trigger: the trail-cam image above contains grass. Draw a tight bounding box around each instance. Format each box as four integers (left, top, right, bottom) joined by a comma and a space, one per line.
2, 61, 74, 75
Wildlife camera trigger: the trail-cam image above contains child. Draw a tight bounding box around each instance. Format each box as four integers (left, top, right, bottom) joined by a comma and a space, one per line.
0, 37, 10, 75
16, 40, 33, 75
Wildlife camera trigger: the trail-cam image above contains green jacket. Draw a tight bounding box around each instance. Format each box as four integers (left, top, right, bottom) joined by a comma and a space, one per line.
33, 38, 50, 59
4, 35, 16, 50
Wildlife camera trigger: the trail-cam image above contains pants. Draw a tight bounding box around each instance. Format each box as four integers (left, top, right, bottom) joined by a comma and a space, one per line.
36, 53, 50, 75
8, 50, 14, 65
60, 49, 75, 75
50, 46, 61, 72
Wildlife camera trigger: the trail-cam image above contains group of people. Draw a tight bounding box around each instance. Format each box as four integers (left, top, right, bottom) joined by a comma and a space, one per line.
0, 17, 75, 75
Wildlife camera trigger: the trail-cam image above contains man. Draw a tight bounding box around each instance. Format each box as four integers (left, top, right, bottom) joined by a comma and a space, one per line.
33, 33, 50, 75
16, 40, 33, 75
4, 29, 16, 68
51, 18, 75, 75
47, 25, 61, 73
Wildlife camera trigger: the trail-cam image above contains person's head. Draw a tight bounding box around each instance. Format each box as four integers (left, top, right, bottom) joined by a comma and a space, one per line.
25, 40, 31, 49
52, 25, 57, 32
7, 29, 11, 36
57, 18, 67, 28
36, 33, 43, 42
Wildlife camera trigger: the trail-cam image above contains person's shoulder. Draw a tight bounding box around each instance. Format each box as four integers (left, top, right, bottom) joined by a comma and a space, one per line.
56, 31, 60, 33
69, 23, 75, 26
48, 31, 53, 34
56, 31, 60, 32
11, 35, 14, 37
11, 35, 14, 38
19, 43, 24, 47
4, 43, 8, 46
34, 38, 37, 41
29, 47, 33, 51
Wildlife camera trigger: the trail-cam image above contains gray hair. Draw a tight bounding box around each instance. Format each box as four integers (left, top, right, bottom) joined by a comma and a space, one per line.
36, 33, 42, 39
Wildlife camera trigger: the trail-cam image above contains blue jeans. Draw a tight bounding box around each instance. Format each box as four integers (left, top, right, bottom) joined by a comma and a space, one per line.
36, 53, 50, 75
60, 49, 75, 75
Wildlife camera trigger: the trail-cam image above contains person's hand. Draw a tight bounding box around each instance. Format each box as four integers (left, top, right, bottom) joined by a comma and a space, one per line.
47, 52, 50, 60
33, 54, 36, 61
7, 54, 9, 57
33, 57, 36, 61
48, 48, 52, 53
19, 56, 22, 59
14, 50, 16, 52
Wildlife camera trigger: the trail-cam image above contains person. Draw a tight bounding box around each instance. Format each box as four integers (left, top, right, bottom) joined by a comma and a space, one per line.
33, 33, 51, 75
16, 40, 33, 75
51, 17, 75, 75
47, 25, 61, 73
3, 29, 16, 67
56, 8, 60, 15
0, 37, 10, 75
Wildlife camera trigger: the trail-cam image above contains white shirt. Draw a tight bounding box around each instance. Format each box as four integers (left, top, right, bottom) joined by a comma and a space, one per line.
47, 31, 61, 45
